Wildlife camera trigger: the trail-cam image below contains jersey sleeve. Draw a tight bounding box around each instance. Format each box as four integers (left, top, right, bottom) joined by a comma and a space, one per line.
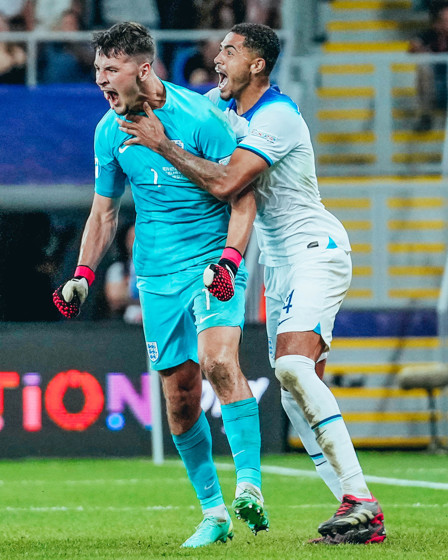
237, 102, 302, 166
194, 102, 237, 164
94, 123, 126, 198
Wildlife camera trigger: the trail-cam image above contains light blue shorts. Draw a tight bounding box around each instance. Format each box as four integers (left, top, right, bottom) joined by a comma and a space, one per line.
138, 262, 247, 371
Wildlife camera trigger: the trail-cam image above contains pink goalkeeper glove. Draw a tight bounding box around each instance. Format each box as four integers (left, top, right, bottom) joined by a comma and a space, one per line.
203, 247, 242, 302
53, 265, 95, 318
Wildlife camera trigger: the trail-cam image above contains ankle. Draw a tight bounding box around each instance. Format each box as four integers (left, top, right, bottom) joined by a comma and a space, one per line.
203, 504, 229, 521
235, 482, 263, 501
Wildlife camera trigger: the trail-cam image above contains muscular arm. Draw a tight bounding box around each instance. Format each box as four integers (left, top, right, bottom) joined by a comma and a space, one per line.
117, 103, 268, 201
202, 187, 256, 301
227, 187, 256, 255
52, 193, 122, 318
156, 140, 266, 201
78, 193, 121, 270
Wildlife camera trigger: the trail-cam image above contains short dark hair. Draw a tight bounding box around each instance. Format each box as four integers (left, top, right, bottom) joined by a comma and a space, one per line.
230, 23, 280, 75
92, 22, 155, 60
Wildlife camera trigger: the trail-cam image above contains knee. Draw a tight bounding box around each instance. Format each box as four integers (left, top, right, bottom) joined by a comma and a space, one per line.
200, 352, 235, 387
275, 359, 299, 389
275, 354, 316, 390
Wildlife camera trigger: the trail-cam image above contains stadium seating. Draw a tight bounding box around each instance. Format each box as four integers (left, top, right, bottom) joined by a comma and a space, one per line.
295, 0, 448, 176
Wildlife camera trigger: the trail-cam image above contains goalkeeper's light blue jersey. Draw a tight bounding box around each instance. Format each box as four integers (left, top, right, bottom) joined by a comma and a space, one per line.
94, 80, 236, 277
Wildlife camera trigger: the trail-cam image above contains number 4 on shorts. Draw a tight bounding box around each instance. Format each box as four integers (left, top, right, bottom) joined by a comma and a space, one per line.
283, 289, 294, 314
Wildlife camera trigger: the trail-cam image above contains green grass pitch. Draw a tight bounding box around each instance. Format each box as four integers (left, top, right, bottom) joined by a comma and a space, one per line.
0, 451, 447, 559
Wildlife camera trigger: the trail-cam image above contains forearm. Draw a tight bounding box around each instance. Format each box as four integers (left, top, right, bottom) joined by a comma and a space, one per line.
227, 188, 257, 255
203, 189, 256, 302
158, 139, 230, 199
78, 208, 119, 271
53, 194, 121, 318
118, 107, 268, 200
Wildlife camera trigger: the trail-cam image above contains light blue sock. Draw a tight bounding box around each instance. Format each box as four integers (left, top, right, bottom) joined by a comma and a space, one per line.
221, 397, 261, 489
172, 411, 224, 511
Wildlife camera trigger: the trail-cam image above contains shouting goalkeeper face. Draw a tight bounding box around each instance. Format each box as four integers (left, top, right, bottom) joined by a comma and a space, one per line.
93, 22, 157, 116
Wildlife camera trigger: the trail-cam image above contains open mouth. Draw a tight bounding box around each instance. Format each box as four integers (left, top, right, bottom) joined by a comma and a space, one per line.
217, 71, 228, 90
103, 90, 119, 106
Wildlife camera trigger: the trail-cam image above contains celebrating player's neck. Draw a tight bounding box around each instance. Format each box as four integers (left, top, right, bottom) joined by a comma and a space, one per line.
235, 81, 270, 116
139, 75, 166, 111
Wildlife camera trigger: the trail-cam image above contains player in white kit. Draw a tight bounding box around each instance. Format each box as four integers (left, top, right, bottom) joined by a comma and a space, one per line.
117, 23, 386, 545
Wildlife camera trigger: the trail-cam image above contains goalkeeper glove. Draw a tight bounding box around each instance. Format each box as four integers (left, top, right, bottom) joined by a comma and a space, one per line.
53, 265, 95, 318
203, 247, 242, 302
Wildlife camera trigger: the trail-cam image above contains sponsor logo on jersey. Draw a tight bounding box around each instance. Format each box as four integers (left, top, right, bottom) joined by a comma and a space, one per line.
173, 140, 184, 148
250, 129, 277, 143
118, 144, 130, 154
146, 341, 159, 362
162, 166, 184, 180
218, 155, 231, 165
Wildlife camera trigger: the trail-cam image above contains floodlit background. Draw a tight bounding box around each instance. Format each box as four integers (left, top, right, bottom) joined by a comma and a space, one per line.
0, 1, 448, 556
1, 0, 447, 454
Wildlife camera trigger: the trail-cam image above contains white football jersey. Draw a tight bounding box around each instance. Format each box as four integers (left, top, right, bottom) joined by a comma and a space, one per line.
206, 87, 351, 266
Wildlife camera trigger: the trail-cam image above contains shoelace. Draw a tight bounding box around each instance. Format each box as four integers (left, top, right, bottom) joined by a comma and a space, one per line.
335, 498, 357, 517
189, 518, 215, 539
198, 517, 215, 528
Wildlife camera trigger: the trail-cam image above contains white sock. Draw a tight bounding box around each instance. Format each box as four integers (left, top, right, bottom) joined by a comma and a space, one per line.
235, 481, 263, 502
276, 355, 370, 499
281, 388, 342, 501
203, 504, 229, 521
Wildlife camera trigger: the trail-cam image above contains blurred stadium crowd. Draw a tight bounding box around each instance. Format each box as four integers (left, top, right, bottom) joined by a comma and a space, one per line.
0, 0, 280, 87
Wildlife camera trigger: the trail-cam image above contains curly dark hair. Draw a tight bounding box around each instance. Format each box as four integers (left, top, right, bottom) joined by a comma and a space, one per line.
230, 23, 280, 75
92, 22, 155, 60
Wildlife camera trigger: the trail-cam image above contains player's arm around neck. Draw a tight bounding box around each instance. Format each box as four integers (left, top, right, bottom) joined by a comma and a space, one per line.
78, 193, 121, 271
117, 102, 268, 201
160, 143, 267, 201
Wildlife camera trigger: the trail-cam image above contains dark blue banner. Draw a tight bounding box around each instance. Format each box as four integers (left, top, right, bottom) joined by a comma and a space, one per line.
0, 85, 107, 185
334, 309, 437, 337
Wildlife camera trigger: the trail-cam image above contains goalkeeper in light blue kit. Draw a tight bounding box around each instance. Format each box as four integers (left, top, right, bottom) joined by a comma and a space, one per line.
53, 22, 269, 548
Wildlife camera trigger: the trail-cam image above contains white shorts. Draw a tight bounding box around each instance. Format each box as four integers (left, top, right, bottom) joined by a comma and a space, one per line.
264, 240, 352, 367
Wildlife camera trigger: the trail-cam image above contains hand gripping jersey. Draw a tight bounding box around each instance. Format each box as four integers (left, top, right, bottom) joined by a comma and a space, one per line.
95, 81, 236, 277
206, 87, 351, 267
